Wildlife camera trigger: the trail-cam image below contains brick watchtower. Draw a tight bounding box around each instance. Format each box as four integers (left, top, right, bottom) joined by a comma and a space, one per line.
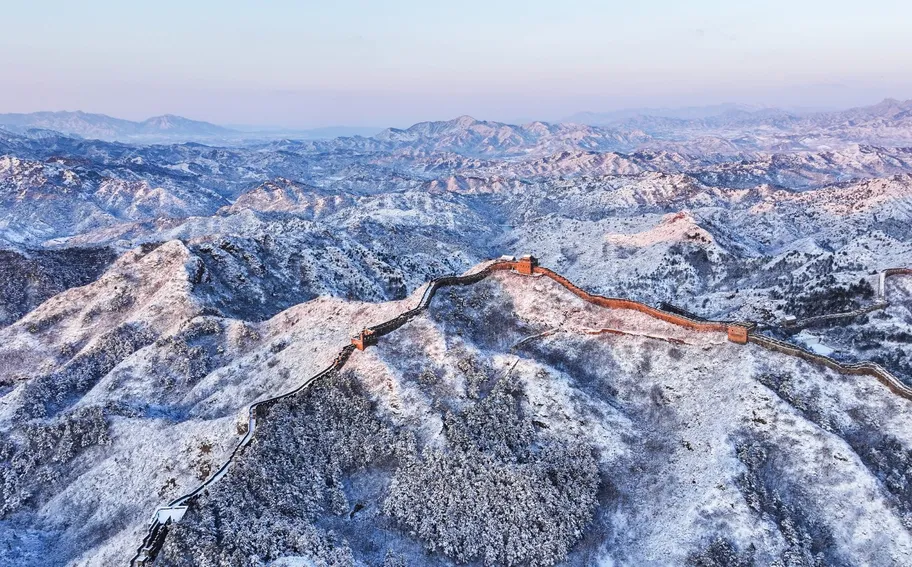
726, 325, 749, 345
351, 329, 376, 350
516, 255, 538, 275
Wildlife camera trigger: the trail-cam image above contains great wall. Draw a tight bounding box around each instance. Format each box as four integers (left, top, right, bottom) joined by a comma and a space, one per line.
130, 256, 912, 566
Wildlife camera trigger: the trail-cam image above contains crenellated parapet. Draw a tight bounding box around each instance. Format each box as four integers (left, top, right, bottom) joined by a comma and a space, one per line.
523, 262, 752, 344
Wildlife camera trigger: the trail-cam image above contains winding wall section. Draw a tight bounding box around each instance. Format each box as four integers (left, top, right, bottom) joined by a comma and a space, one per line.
747, 334, 912, 400
130, 346, 356, 566
130, 258, 910, 565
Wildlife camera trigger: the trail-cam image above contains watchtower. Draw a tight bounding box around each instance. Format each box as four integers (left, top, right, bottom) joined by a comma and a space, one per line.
726, 325, 749, 344
516, 255, 538, 275
351, 329, 376, 350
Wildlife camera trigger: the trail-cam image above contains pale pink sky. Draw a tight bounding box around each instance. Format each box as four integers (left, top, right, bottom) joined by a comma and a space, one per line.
3, 0, 911, 127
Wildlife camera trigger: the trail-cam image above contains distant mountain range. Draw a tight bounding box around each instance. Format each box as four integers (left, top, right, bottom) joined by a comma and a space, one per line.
339, 99, 912, 154
565, 99, 912, 127
0, 111, 381, 144
373, 115, 651, 155
567, 98, 912, 136
2, 98, 912, 150
563, 103, 767, 125
0, 111, 231, 142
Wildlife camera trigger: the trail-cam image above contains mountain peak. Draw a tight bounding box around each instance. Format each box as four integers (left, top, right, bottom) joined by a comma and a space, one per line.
449, 115, 479, 128
139, 114, 228, 134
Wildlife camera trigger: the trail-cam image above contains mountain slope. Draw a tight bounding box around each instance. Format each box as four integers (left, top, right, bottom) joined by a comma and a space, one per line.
154, 269, 912, 566
0, 155, 231, 244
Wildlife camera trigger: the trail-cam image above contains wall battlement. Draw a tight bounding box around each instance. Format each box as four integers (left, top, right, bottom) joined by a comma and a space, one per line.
748, 334, 912, 401
526, 263, 751, 344
879, 267, 911, 298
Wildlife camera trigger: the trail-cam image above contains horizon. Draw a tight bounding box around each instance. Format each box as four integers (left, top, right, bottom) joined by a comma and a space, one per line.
4, 1, 912, 128
2, 96, 911, 133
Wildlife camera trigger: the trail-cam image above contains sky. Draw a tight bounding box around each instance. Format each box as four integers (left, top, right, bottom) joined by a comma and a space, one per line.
2, 0, 912, 128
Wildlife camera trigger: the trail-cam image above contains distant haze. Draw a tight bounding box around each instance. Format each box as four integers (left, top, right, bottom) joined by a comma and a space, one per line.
3, 0, 912, 128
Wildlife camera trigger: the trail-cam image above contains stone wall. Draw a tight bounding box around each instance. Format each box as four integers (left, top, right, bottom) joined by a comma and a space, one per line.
748, 334, 912, 401
528, 265, 751, 344
351, 258, 751, 350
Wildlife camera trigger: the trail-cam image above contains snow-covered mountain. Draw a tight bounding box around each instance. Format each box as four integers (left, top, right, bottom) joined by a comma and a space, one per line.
5, 98, 912, 151
1, 110, 912, 566
564, 102, 766, 125
374, 115, 652, 156
600, 99, 912, 151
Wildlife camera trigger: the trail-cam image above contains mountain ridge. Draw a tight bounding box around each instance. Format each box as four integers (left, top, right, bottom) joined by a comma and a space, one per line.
4, 97, 912, 150
0, 111, 232, 142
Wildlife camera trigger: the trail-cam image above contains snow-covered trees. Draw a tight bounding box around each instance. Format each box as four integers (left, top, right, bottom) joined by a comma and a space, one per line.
16, 322, 155, 419
736, 441, 836, 567
158, 352, 600, 567
384, 378, 598, 567
0, 247, 116, 327
384, 444, 598, 567
686, 538, 755, 567
0, 406, 109, 516
157, 370, 407, 567
784, 277, 874, 319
